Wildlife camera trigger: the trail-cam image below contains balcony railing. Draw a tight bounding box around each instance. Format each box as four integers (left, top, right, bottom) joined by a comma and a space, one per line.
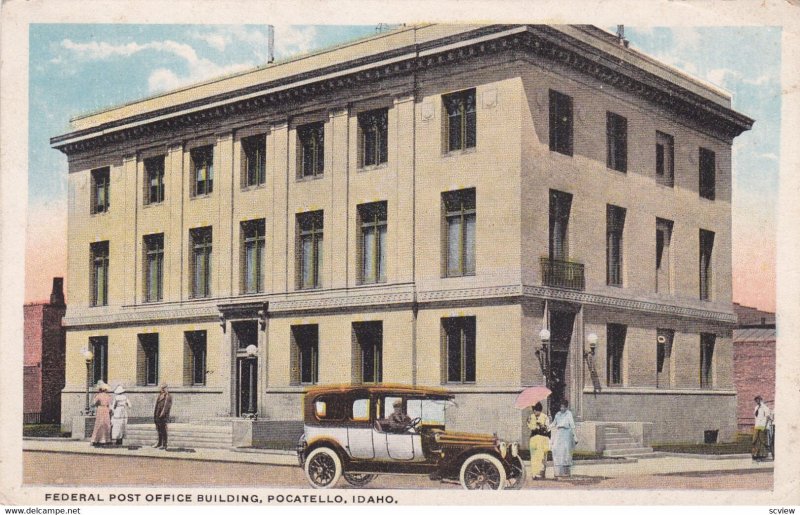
540, 257, 585, 290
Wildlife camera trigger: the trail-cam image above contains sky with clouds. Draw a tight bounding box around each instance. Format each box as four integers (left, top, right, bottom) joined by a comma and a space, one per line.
27, 24, 779, 311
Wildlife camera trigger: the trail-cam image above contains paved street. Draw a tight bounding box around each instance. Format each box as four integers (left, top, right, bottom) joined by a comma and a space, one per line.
23, 440, 773, 490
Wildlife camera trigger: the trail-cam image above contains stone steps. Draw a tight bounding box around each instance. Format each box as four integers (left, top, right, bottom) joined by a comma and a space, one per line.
124, 424, 233, 449
601, 425, 654, 458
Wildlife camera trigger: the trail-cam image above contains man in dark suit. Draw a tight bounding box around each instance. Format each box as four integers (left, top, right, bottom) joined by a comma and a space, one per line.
153, 384, 172, 449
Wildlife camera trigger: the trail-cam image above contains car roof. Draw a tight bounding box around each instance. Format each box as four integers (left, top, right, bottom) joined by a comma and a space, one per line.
305, 383, 453, 398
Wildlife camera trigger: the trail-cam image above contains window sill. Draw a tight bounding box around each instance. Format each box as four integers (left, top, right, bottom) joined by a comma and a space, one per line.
241, 184, 266, 192
142, 202, 164, 209
190, 194, 213, 200
90, 211, 110, 217
443, 273, 476, 279
142, 299, 165, 305
606, 167, 627, 174
357, 163, 388, 173
549, 148, 573, 158
296, 174, 324, 183
442, 147, 476, 158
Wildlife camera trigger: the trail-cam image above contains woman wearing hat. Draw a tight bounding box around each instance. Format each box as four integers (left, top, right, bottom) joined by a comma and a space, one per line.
90, 382, 113, 446
111, 385, 132, 445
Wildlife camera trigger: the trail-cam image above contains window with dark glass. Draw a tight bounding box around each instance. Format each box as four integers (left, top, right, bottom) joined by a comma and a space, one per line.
699, 147, 716, 200
137, 334, 159, 386
297, 211, 323, 289
144, 233, 163, 303
184, 331, 207, 386
90, 241, 109, 307
191, 146, 214, 196
144, 156, 165, 204
656, 218, 673, 294
606, 205, 626, 287
607, 323, 626, 386
91, 167, 110, 214
549, 90, 573, 156
298, 122, 324, 178
655, 132, 674, 187
359, 109, 388, 167
358, 202, 387, 284
241, 219, 265, 294
548, 190, 572, 260
656, 329, 673, 389
90, 336, 108, 385
190, 227, 212, 298
699, 229, 714, 300
700, 333, 715, 389
291, 325, 318, 385
242, 135, 266, 187
353, 321, 382, 384
443, 188, 476, 277
442, 316, 476, 384
443, 89, 476, 152
606, 112, 628, 172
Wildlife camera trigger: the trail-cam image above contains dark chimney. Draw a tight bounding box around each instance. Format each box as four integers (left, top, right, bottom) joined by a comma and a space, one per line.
50, 277, 65, 306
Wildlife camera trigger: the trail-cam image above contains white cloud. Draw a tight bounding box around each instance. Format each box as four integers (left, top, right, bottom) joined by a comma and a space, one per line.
194, 33, 229, 52
273, 26, 318, 59
757, 152, 779, 162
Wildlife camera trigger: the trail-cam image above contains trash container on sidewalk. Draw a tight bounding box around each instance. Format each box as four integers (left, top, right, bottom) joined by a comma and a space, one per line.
704, 429, 718, 444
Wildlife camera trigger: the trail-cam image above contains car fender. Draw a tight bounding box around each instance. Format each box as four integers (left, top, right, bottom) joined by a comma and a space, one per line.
441, 446, 507, 477
304, 438, 350, 467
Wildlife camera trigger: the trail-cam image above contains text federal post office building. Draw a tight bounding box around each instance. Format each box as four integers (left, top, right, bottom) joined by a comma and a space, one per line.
52, 25, 753, 449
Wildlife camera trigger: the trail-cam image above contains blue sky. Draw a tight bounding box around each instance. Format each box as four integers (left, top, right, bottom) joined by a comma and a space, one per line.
27, 24, 780, 310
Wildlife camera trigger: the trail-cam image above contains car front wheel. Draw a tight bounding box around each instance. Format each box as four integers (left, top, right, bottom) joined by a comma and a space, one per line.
459, 454, 507, 490
304, 447, 342, 489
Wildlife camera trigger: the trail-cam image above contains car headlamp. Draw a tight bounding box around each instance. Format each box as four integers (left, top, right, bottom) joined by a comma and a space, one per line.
511, 442, 519, 457
498, 441, 508, 458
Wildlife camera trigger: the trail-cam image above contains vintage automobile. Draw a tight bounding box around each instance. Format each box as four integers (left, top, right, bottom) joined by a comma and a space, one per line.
296, 384, 526, 490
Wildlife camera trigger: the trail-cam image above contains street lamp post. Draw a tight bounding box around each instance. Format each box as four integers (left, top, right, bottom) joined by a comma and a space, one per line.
536, 328, 551, 389
245, 344, 257, 415
82, 349, 94, 415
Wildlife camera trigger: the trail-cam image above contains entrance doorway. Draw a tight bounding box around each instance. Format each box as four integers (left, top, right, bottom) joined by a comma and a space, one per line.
548, 310, 575, 412
233, 321, 259, 416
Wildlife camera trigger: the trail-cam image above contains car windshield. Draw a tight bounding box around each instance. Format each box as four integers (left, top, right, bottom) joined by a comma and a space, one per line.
406, 398, 449, 426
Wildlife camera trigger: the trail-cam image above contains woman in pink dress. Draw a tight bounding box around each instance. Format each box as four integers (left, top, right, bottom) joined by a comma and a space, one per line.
90, 383, 113, 446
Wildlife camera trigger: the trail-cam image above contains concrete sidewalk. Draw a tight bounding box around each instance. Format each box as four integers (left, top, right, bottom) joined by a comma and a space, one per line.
23, 438, 773, 480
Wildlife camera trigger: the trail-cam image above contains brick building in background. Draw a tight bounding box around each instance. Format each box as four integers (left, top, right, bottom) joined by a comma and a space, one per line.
23, 278, 67, 424
733, 302, 775, 431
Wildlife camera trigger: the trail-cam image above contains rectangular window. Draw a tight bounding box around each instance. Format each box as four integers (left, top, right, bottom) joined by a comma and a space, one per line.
242, 135, 266, 188
606, 205, 626, 287
699, 229, 715, 300
443, 188, 476, 277
191, 146, 214, 196
700, 333, 715, 389
442, 317, 476, 384
291, 325, 319, 385
190, 227, 212, 298
359, 109, 388, 167
549, 90, 573, 156
699, 147, 716, 200
353, 321, 383, 384
143, 233, 164, 303
144, 156, 165, 204
91, 167, 110, 214
241, 219, 265, 294
137, 334, 159, 386
548, 190, 572, 260
90, 336, 108, 385
184, 331, 207, 386
606, 112, 628, 172
90, 241, 109, 307
655, 132, 674, 187
656, 218, 673, 294
606, 324, 626, 386
298, 122, 324, 178
358, 202, 387, 284
656, 329, 673, 389
443, 89, 476, 152
297, 211, 323, 289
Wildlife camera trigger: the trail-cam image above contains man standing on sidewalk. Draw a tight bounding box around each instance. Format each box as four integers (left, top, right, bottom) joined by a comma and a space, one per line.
153, 384, 172, 450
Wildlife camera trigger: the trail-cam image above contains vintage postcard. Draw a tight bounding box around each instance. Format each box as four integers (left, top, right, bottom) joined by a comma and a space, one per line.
1, 0, 799, 508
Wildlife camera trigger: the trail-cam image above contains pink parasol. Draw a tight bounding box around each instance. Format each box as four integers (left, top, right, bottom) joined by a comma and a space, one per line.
514, 386, 552, 409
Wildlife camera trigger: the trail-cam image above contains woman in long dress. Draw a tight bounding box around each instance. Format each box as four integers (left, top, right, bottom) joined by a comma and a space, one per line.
111, 385, 132, 445
90, 383, 112, 446
527, 402, 551, 480
549, 400, 576, 477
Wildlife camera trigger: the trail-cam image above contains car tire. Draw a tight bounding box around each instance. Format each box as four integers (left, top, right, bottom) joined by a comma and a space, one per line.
459, 453, 507, 490
343, 473, 377, 487
304, 447, 343, 489
505, 456, 526, 490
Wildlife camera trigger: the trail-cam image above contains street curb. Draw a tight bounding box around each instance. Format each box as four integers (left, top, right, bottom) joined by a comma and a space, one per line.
655, 452, 760, 460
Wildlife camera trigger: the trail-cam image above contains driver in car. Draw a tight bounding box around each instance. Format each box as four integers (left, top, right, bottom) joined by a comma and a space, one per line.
383, 399, 412, 433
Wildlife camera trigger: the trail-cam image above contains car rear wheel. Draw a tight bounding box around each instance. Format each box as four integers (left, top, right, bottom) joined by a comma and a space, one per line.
459, 453, 507, 490
304, 447, 342, 489
343, 473, 377, 487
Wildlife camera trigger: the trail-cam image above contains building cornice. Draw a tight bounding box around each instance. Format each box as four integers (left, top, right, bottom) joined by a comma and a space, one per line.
51, 25, 752, 157
62, 283, 736, 329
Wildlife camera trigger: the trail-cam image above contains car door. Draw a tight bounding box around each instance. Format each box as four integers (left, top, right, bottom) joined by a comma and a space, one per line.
347, 397, 375, 459
379, 396, 416, 461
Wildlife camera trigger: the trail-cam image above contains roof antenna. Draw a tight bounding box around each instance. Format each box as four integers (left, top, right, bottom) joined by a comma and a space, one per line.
267, 25, 275, 64
616, 25, 630, 48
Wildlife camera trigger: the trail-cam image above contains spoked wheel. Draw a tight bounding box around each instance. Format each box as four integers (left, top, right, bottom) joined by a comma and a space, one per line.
343, 473, 377, 487
459, 454, 507, 490
505, 457, 526, 490
304, 447, 342, 489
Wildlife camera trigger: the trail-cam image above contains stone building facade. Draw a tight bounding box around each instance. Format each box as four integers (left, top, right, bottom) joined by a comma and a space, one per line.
53, 25, 752, 444
23, 278, 66, 424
